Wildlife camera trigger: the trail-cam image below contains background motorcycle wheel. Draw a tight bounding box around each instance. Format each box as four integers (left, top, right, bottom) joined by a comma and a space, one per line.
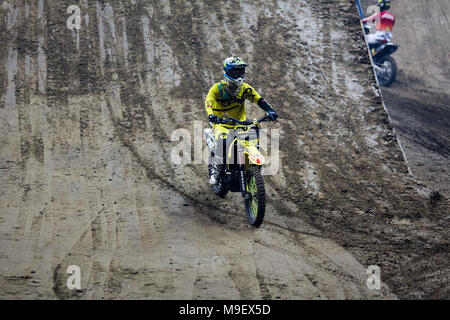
244, 167, 266, 227
377, 56, 397, 87
208, 164, 228, 198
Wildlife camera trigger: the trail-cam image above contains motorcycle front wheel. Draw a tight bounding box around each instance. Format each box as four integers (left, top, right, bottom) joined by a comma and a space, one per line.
244, 167, 266, 227
376, 56, 397, 87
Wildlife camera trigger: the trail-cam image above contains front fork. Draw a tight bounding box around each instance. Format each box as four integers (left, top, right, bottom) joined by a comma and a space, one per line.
239, 165, 249, 200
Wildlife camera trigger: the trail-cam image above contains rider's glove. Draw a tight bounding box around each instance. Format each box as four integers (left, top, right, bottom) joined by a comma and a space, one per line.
208, 114, 222, 124
258, 98, 278, 121
267, 110, 278, 121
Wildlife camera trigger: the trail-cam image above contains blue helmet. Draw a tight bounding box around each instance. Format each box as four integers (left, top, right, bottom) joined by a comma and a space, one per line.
377, 0, 391, 11
223, 56, 248, 86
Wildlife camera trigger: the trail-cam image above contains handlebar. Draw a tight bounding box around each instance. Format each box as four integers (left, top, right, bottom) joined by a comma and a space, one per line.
363, 24, 373, 34
220, 114, 271, 126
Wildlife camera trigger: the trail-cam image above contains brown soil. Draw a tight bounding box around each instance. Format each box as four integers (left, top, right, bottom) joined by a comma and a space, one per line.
0, 0, 448, 299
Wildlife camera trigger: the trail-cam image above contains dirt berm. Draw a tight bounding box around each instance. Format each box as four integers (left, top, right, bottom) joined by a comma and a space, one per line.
0, 0, 448, 299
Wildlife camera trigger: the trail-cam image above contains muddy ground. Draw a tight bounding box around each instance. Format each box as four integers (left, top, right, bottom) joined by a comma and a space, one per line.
0, 0, 449, 299
362, 0, 450, 199
381, 0, 450, 199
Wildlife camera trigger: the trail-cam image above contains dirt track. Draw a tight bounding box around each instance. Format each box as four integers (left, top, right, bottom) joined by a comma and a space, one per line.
0, 0, 449, 299
380, 0, 450, 198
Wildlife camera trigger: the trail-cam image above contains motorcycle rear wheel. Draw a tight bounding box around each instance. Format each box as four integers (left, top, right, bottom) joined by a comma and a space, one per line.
244, 167, 266, 227
376, 56, 397, 87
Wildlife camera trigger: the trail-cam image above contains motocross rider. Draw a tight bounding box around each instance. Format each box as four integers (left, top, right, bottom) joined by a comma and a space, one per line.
205, 56, 278, 186
362, 0, 395, 52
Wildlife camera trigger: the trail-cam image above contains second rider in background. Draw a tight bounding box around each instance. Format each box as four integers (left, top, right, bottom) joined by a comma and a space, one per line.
362, 0, 395, 54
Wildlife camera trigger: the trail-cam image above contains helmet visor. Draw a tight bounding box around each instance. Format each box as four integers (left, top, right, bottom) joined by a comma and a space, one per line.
227, 68, 245, 79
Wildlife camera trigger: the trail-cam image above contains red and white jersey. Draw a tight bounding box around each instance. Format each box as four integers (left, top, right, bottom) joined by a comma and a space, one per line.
362, 11, 395, 32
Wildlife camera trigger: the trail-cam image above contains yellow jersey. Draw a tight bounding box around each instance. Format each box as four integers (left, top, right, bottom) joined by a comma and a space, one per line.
205, 81, 262, 125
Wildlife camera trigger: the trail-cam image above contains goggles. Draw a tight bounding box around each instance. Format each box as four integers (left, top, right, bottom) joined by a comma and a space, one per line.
227, 68, 245, 79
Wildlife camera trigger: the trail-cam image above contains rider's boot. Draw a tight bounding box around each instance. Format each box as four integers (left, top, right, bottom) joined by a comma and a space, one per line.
209, 163, 224, 186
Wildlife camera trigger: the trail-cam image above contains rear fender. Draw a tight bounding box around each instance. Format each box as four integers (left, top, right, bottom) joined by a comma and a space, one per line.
375, 44, 398, 60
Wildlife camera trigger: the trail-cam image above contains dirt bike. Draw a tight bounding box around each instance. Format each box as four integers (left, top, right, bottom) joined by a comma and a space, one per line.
204, 114, 273, 227
364, 25, 399, 87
